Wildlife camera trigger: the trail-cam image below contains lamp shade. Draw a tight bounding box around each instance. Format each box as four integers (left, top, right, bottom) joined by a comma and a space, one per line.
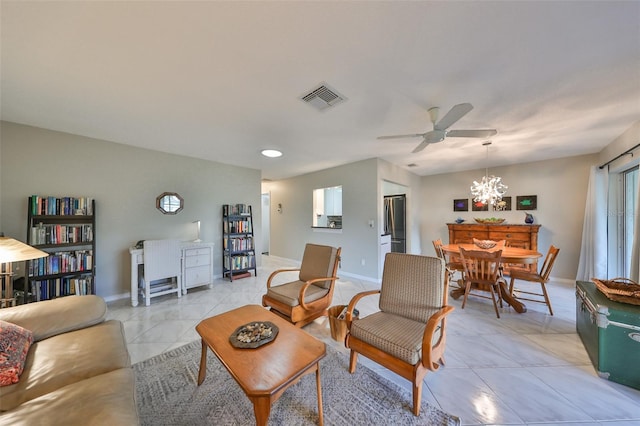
0, 237, 49, 263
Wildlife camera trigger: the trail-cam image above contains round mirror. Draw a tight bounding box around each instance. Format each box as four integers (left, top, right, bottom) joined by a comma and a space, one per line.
156, 192, 184, 215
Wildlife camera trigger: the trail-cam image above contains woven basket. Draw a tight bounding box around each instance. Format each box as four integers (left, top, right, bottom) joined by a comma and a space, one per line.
592, 277, 640, 306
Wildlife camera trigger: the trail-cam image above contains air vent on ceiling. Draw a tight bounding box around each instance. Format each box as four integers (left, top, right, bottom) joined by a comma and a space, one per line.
407, 163, 418, 168
300, 83, 347, 111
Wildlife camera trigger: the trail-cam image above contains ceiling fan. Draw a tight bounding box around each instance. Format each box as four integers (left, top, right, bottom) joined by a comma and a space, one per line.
377, 103, 497, 153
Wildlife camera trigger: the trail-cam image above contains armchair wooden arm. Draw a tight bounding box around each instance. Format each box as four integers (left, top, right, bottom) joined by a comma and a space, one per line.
265, 268, 301, 289
298, 276, 339, 310
345, 290, 380, 325
421, 305, 454, 370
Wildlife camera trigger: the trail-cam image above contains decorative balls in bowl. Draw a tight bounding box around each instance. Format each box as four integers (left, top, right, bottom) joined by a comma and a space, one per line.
474, 217, 505, 224
473, 238, 497, 249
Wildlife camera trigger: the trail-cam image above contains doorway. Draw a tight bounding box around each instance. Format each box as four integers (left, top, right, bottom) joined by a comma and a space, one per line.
261, 193, 270, 255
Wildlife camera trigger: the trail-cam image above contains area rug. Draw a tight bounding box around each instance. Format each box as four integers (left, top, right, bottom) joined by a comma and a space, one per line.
134, 340, 460, 425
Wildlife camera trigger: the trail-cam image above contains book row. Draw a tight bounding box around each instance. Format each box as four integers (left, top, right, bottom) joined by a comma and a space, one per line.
224, 254, 255, 271
223, 204, 251, 216
223, 219, 253, 234
30, 224, 93, 245
32, 276, 94, 301
30, 195, 94, 216
223, 236, 254, 252
28, 250, 94, 277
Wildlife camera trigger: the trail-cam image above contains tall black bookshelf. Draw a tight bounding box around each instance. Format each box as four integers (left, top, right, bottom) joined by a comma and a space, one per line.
26, 196, 96, 302
222, 204, 256, 281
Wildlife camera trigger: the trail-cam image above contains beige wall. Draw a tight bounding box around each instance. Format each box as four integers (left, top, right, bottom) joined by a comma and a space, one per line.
263, 158, 380, 278
421, 154, 597, 281
0, 121, 261, 301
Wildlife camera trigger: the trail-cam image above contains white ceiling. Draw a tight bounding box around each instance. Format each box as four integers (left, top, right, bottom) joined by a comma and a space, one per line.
2, 1, 639, 180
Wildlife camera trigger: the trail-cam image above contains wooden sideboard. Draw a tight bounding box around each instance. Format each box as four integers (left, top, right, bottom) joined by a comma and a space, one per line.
447, 223, 541, 272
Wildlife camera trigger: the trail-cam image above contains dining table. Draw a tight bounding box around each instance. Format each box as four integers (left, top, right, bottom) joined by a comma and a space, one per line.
440, 243, 542, 313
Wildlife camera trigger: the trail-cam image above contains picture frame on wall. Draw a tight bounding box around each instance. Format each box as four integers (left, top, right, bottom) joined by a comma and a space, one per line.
453, 199, 469, 212
493, 196, 512, 211
472, 200, 489, 212
516, 195, 537, 210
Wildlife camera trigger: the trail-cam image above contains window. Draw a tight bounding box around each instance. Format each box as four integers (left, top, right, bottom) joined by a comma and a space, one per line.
312, 186, 342, 228
622, 166, 638, 277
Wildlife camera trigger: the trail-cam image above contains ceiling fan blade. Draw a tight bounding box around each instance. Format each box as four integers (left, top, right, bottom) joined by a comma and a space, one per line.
377, 133, 425, 140
434, 103, 473, 130
411, 139, 431, 153
447, 129, 497, 138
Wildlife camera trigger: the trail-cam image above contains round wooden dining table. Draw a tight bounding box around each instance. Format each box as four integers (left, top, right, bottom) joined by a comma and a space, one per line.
440, 243, 542, 313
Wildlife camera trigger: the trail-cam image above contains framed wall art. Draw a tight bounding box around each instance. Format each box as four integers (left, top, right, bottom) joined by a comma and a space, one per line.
471, 200, 489, 212
516, 195, 537, 210
453, 199, 468, 212
493, 196, 512, 211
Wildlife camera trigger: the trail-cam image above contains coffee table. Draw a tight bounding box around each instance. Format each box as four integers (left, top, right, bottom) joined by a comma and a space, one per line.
196, 304, 326, 425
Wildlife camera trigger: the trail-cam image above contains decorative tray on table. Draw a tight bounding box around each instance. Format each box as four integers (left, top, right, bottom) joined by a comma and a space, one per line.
229, 321, 279, 349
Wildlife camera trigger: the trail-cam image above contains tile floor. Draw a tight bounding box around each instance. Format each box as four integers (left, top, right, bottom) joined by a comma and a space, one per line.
107, 256, 640, 425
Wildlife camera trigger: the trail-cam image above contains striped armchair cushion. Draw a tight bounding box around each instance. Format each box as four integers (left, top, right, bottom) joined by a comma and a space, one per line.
379, 254, 446, 323
299, 244, 339, 290
350, 311, 442, 365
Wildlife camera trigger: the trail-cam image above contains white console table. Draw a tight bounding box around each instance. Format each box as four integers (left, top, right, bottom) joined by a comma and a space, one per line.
129, 241, 214, 307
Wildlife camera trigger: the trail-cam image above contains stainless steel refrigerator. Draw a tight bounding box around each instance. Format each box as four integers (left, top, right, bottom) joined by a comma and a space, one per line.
383, 194, 406, 253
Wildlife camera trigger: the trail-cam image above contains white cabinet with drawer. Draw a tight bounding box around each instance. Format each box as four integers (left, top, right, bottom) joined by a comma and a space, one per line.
181, 243, 214, 294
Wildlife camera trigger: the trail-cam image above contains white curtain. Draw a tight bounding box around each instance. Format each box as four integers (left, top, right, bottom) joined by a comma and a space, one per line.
630, 171, 640, 282
576, 166, 609, 281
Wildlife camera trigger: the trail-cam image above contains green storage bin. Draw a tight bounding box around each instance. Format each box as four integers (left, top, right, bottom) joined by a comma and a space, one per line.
576, 280, 640, 390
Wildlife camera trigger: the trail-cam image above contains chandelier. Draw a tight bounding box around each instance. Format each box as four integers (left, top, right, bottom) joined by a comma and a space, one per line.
470, 141, 507, 206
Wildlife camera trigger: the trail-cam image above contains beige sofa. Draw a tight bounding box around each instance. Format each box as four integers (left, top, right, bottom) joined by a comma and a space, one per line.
0, 295, 139, 425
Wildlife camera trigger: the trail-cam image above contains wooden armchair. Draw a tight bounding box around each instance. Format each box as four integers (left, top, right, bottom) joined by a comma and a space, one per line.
345, 253, 454, 416
262, 243, 341, 327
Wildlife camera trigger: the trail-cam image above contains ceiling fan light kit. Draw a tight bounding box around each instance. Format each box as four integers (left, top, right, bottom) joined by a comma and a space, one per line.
470, 141, 507, 206
377, 103, 497, 153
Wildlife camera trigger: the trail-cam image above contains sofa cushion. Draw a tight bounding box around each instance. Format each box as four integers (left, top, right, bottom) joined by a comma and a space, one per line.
0, 368, 138, 426
0, 320, 130, 411
0, 320, 33, 387
0, 295, 107, 342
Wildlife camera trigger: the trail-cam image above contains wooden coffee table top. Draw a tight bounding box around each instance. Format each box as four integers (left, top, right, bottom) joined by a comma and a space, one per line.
196, 304, 326, 397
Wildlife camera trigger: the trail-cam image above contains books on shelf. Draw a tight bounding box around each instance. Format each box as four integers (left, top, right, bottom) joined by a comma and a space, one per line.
223, 219, 252, 234
26, 195, 97, 302
30, 195, 94, 216
222, 203, 256, 281
223, 203, 251, 216
32, 275, 93, 300
223, 254, 255, 271
28, 250, 93, 277
223, 236, 254, 252
29, 223, 93, 245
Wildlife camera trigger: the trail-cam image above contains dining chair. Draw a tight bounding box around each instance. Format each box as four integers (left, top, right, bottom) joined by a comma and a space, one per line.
459, 247, 506, 318
508, 245, 560, 315
262, 243, 341, 327
432, 238, 465, 284
345, 253, 454, 416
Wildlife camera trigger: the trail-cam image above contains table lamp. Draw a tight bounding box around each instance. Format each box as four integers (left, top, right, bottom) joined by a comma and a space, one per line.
0, 236, 49, 307
193, 220, 202, 242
